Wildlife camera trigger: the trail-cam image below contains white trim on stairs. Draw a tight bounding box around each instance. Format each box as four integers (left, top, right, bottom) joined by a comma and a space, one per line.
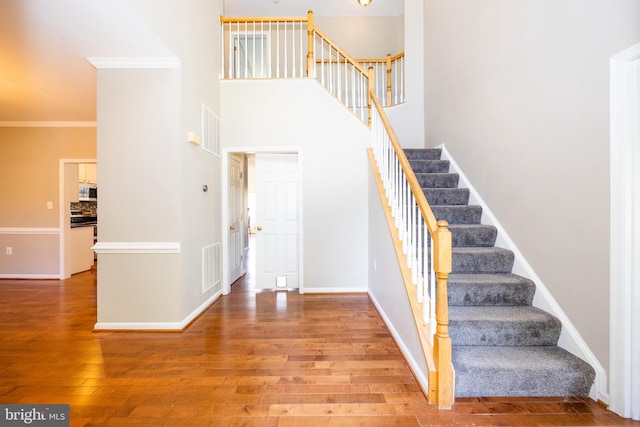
438, 144, 608, 404
609, 42, 640, 421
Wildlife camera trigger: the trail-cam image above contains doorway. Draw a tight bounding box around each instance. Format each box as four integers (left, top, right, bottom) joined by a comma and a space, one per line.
58, 158, 97, 279
222, 150, 302, 295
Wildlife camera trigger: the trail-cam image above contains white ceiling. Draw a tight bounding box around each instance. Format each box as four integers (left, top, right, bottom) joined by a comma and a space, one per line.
0, 0, 402, 123
223, 0, 403, 18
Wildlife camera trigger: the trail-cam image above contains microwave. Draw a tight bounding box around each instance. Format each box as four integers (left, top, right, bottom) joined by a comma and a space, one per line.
79, 184, 97, 200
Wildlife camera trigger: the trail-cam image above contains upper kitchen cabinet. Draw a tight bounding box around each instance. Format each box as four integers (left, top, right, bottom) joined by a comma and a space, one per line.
79, 163, 97, 184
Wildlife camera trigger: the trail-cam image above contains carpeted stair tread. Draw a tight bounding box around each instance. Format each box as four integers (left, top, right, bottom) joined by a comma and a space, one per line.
452, 346, 596, 397
432, 205, 483, 224
452, 247, 514, 274
449, 306, 561, 346
423, 188, 470, 206
404, 148, 596, 398
407, 160, 450, 173
404, 148, 442, 160
416, 173, 459, 188
448, 224, 497, 246
448, 273, 535, 306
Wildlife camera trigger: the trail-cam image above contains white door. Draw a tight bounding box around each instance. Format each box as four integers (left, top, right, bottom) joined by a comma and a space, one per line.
255, 153, 299, 290
228, 154, 244, 284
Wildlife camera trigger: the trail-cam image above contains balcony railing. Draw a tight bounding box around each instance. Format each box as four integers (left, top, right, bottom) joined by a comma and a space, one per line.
220, 11, 405, 124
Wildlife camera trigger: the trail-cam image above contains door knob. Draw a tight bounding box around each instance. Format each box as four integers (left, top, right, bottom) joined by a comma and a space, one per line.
229, 225, 235, 230
257, 226, 262, 231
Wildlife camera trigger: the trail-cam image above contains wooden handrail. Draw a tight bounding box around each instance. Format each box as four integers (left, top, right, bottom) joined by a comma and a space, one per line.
356, 52, 405, 64
220, 15, 308, 23
313, 26, 370, 77
370, 90, 453, 409
370, 94, 438, 234
358, 52, 404, 106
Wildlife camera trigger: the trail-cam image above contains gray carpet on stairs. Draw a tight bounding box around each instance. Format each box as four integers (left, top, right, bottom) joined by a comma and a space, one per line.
406, 148, 596, 398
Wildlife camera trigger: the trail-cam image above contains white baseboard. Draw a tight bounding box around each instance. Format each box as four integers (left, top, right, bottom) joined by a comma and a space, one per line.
438, 143, 607, 403
0, 274, 61, 279
93, 289, 222, 331
302, 286, 367, 293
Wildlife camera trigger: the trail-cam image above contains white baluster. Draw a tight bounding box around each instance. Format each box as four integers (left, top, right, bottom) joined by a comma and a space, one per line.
417, 215, 424, 304
252, 21, 256, 78
284, 21, 288, 78
243, 22, 248, 78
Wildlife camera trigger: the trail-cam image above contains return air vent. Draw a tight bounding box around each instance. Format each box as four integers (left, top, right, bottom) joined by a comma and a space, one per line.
201, 104, 220, 156
202, 242, 221, 293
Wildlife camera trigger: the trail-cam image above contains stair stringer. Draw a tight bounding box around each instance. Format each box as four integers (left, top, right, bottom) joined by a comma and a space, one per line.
437, 143, 607, 404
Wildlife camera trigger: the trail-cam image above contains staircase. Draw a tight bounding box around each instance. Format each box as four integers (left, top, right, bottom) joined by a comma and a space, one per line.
405, 148, 596, 398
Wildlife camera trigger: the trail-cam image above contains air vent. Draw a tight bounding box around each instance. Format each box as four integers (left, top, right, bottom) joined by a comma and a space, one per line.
202, 104, 220, 156
202, 242, 221, 293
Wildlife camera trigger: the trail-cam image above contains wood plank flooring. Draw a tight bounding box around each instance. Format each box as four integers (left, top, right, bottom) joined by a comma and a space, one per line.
0, 261, 637, 426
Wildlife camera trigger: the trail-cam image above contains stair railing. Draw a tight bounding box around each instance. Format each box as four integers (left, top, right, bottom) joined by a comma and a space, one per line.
312, 27, 371, 124
359, 53, 405, 107
220, 14, 310, 79
220, 11, 372, 125
369, 91, 454, 410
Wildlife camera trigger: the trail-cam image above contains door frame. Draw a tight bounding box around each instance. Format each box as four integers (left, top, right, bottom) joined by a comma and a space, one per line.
221, 147, 304, 295
227, 153, 245, 285
58, 158, 97, 279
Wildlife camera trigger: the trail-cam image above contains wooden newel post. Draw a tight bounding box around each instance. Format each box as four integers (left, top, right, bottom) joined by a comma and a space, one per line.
306, 10, 315, 78
386, 53, 392, 107
434, 219, 454, 410
367, 66, 374, 128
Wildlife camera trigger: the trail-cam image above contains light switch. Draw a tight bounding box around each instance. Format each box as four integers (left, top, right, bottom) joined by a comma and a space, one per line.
46, 201, 53, 210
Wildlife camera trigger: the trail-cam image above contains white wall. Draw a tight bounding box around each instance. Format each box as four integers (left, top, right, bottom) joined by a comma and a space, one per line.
93, 0, 224, 328
386, 0, 424, 148
95, 67, 183, 326
423, 0, 640, 387
221, 79, 370, 292
315, 15, 403, 59
125, 0, 224, 322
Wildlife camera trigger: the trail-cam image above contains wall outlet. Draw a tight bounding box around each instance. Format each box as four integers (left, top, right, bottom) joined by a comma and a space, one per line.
6, 247, 12, 255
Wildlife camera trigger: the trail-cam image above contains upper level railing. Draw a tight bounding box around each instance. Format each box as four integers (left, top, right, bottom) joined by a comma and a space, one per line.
360, 53, 405, 107
220, 11, 452, 409
220, 11, 404, 125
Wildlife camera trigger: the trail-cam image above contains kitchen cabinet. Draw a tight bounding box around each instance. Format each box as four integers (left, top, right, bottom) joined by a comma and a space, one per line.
69, 226, 94, 275
79, 163, 97, 184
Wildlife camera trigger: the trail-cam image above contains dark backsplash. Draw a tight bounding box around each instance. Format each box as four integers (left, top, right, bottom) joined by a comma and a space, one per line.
71, 201, 97, 216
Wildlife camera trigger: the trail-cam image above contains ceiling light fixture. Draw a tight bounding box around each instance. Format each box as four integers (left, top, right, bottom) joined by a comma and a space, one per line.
358, 0, 372, 6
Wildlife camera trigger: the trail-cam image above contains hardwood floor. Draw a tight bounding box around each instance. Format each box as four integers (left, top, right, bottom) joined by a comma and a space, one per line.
0, 259, 636, 426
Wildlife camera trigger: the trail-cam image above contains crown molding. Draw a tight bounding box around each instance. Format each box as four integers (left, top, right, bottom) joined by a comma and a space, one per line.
87, 57, 181, 69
